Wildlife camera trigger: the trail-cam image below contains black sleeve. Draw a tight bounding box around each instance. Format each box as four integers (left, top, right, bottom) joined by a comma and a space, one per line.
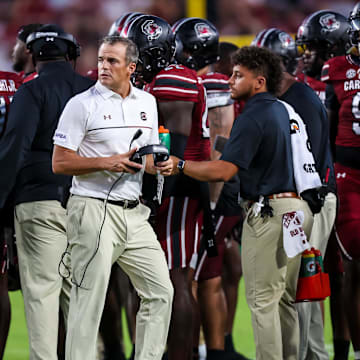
325, 83, 340, 112
0, 85, 41, 208
221, 113, 262, 169
325, 84, 339, 157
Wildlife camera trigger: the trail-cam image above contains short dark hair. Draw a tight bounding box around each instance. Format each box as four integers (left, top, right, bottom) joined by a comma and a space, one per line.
100, 36, 139, 65
231, 46, 283, 95
17, 23, 43, 43
219, 42, 238, 60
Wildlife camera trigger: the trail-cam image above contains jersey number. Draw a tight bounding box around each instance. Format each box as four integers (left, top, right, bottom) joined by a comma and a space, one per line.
352, 92, 360, 135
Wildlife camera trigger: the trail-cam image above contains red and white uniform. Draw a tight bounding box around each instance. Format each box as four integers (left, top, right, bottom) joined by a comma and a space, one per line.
201, 71, 233, 109
297, 72, 343, 270
86, 68, 98, 82
146, 64, 210, 269
23, 72, 38, 83
297, 72, 326, 105
322, 55, 360, 259
146, 63, 210, 161
0, 70, 22, 274
193, 72, 242, 280
0, 71, 22, 138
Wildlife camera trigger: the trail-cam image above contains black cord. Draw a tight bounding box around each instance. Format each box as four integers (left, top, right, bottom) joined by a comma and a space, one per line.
74, 172, 125, 289
58, 173, 125, 288
59, 130, 143, 288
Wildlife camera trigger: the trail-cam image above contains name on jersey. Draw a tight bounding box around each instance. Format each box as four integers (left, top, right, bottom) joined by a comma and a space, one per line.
0, 79, 17, 92
344, 80, 360, 91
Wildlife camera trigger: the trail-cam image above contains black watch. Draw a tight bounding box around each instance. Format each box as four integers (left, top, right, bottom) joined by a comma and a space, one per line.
177, 159, 186, 173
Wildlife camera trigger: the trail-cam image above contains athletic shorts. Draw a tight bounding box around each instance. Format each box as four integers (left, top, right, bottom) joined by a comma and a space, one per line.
194, 215, 242, 282
324, 230, 344, 274
155, 196, 202, 270
334, 163, 360, 260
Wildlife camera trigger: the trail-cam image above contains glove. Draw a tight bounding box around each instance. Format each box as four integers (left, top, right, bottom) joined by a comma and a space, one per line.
300, 188, 324, 215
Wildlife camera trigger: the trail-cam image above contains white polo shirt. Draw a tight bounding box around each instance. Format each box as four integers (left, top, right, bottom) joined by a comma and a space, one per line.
53, 81, 159, 201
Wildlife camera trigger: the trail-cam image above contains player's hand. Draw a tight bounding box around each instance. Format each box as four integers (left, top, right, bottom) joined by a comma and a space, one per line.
105, 148, 143, 174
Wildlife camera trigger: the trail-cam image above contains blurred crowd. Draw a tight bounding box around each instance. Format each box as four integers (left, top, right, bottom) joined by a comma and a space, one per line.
0, 0, 358, 74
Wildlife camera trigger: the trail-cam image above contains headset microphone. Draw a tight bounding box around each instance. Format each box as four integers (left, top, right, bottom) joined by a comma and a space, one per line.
129, 129, 143, 150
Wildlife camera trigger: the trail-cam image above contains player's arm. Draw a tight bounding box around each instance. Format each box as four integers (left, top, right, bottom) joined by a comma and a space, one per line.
158, 100, 194, 158
208, 104, 234, 204
0, 86, 40, 208
325, 83, 340, 159
209, 104, 234, 159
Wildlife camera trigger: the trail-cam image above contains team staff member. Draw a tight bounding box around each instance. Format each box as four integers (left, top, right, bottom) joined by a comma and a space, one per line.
52, 36, 173, 360
0, 24, 94, 360
171, 46, 314, 360
252, 27, 337, 360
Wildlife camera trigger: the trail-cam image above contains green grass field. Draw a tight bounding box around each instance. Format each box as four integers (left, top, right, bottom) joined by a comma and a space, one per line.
4, 281, 354, 359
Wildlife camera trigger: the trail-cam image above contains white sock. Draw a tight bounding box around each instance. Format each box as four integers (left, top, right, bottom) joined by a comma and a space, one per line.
198, 344, 207, 360
354, 350, 360, 359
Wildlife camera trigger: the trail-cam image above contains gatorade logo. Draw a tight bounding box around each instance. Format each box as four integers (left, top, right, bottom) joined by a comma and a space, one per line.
306, 260, 315, 273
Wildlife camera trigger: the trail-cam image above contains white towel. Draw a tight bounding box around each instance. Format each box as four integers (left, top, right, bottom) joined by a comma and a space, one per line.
278, 100, 322, 194
282, 211, 310, 258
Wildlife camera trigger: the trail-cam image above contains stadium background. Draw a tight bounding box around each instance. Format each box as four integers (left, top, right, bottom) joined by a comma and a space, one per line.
0, 0, 356, 358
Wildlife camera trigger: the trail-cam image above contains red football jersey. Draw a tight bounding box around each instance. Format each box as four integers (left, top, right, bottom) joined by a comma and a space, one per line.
321, 55, 360, 147
0, 71, 22, 138
297, 72, 326, 105
86, 68, 98, 81
23, 72, 38, 83
146, 64, 210, 161
200, 72, 232, 109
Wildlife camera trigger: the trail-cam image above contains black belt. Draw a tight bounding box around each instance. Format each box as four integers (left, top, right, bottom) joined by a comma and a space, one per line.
96, 198, 139, 209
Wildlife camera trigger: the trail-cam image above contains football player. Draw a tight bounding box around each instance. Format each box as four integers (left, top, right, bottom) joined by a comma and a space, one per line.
321, 4, 360, 358
212, 42, 248, 359
12, 23, 42, 83
125, 14, 210, 360
296, 10, 351, 105
0, 69, 22, 359
173, 19, 248, 360
297, 11, 352, 359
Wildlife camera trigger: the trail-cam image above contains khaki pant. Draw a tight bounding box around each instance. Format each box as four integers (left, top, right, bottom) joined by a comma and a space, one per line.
14, 200, 71, 360
65, 196, 173, 360
296, 192, 337, 360
242, 197, 313, 360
